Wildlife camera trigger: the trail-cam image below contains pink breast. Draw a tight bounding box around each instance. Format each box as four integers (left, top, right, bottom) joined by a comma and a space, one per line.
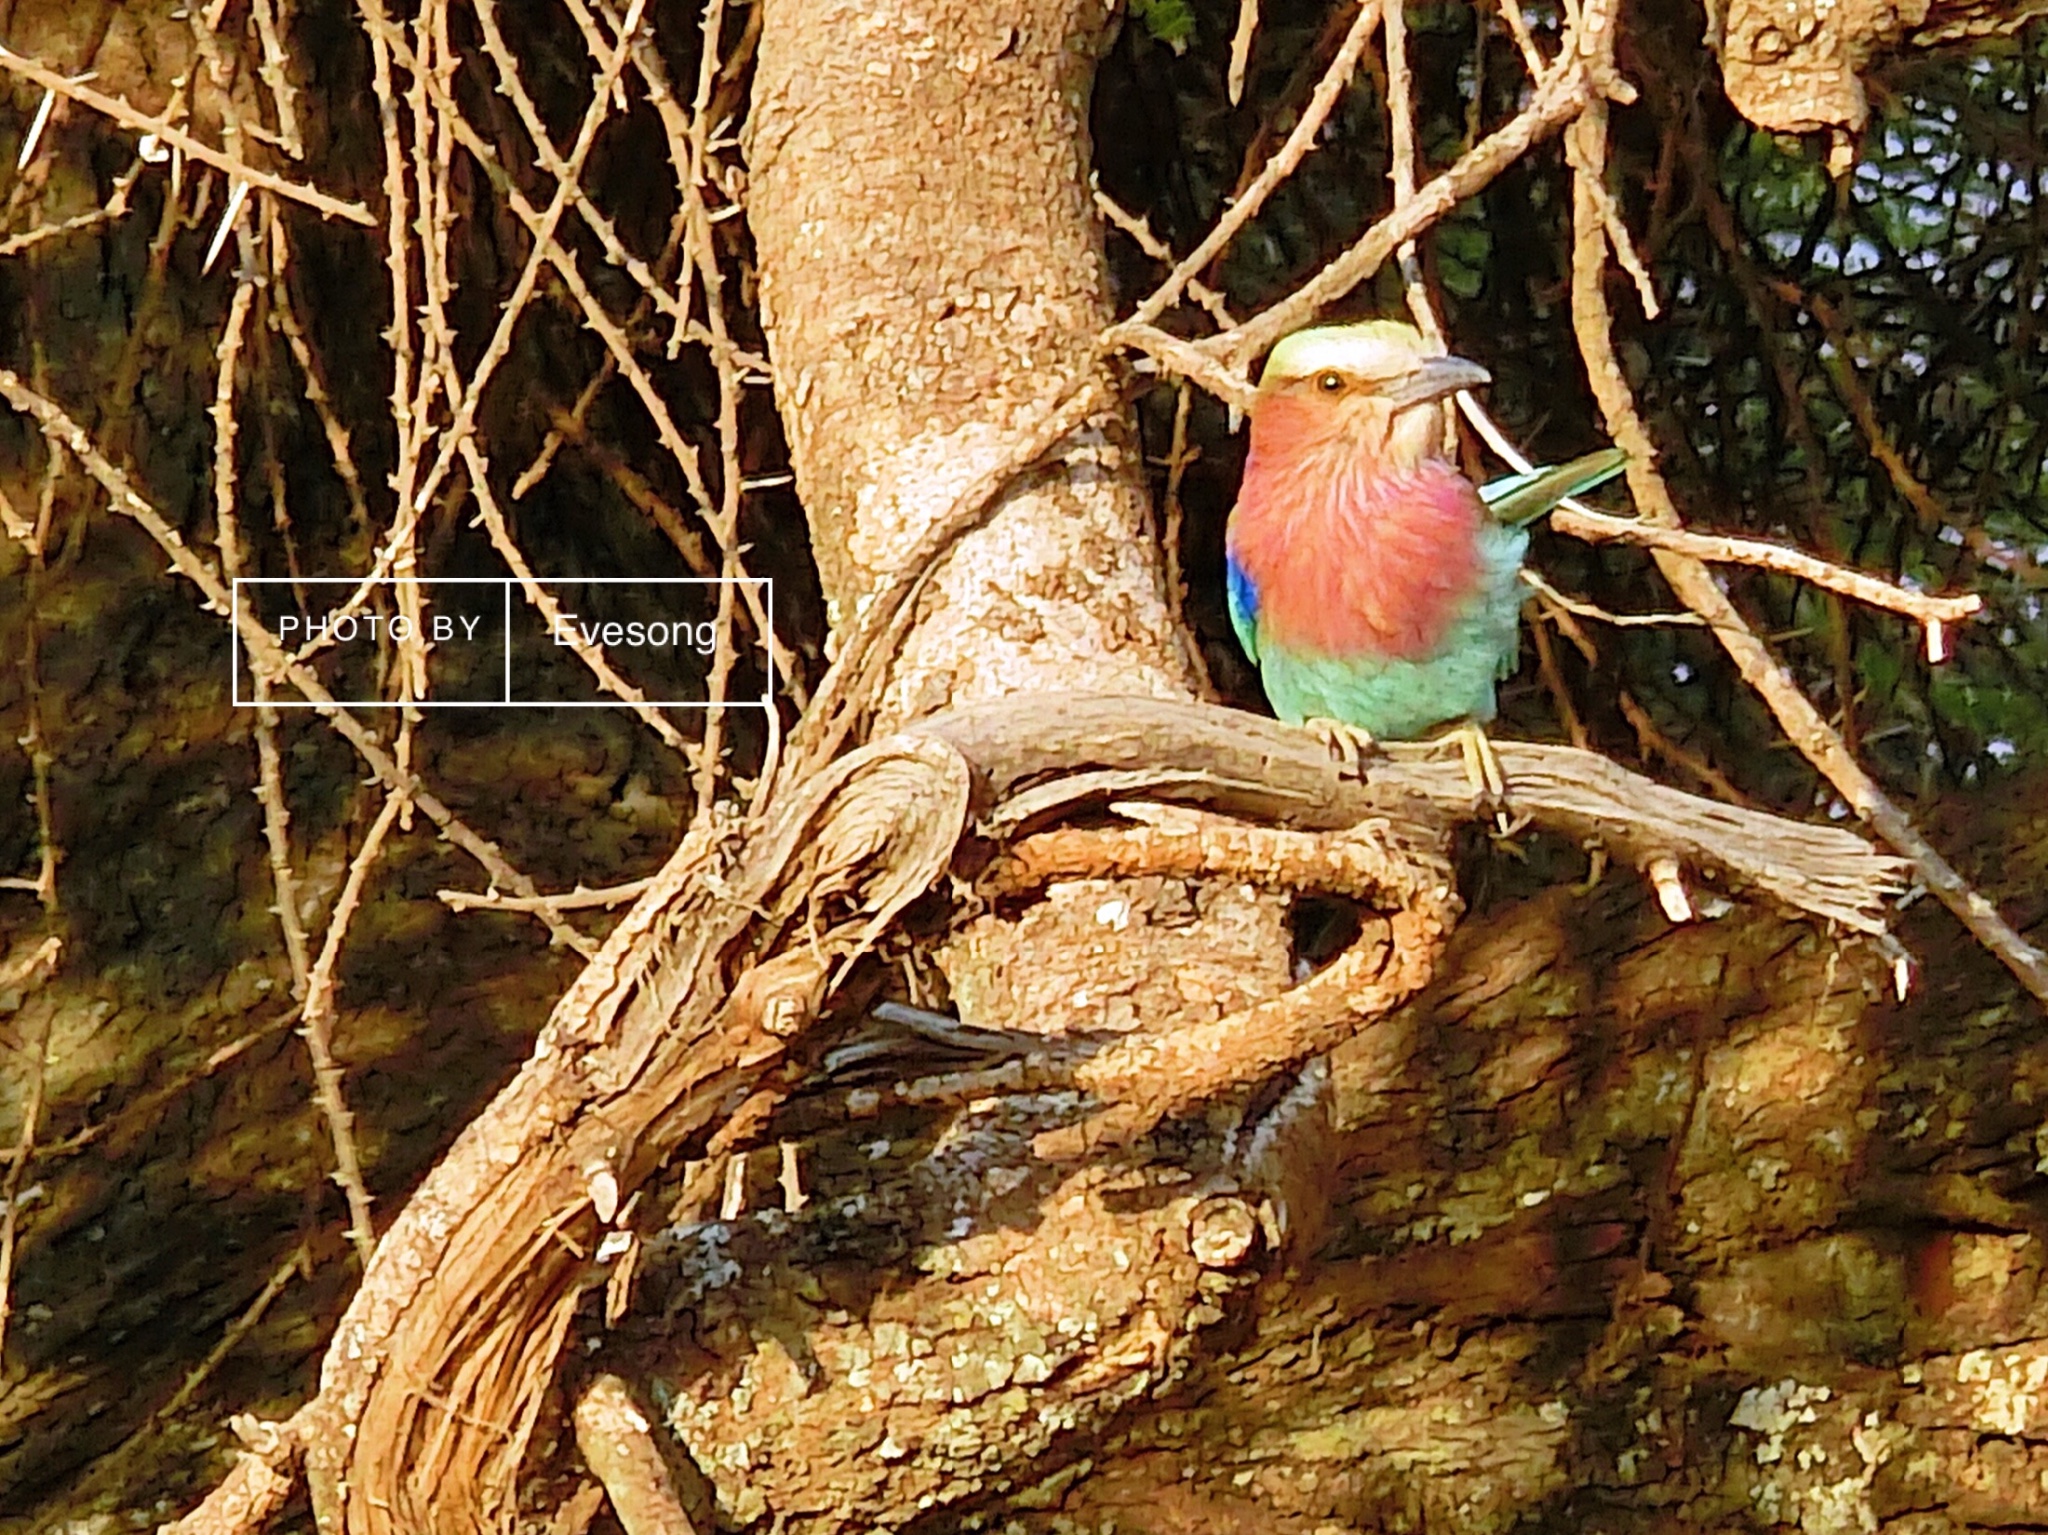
1229, 403, 1485, 661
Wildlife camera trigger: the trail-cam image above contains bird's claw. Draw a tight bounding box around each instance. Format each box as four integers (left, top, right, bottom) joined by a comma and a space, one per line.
1452, 723, 1506, 801
1438, 722, 1512, 829
1303, 717, 1378, 781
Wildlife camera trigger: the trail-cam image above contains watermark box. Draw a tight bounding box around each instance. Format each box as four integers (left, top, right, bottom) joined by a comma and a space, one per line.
230, 576, 774, 709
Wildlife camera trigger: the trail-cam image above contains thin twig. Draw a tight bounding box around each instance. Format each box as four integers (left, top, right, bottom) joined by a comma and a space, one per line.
6, 1006, 300, 1165
1442, 386, 1981, 632
0, 159, 143, 257
1520, 568, 1705, 628
440, 878, 653, 914
1617, 691, 1754, 807
388, 0, 455, 802
248, 0, 305, 158
681, 0, 750, 822
1092, 185, 1235, 329
509, 205, 697, 500
156, 1239, 312, 1422
0, 938, 61, 1364
211, 269, 316, 999
251, 698, 312, 993
1107, 322, 1255, 410
1762, 277, 1947, 528
1227, 0, 1261, 105
1104, 39, 1594, 383
301, 793, 405, 1268
618, 15, 793, 730
417, 37, 786, 705
471, 0, 691, 331
347, 0, 427, 706
72, 1234, 316, 1509
1492, 0, 1547, 76
1127, 0, 1385, 329
1, 424, 61, 911
265, 208, 372, 557
1383, 0, 1432, 332
1547, 503, 1979, 628
0, 43, 372, 224
1159, 381, 1214, 697
460, 436, 698, 761
1528, 609, 1592, 749
0, 368, 596, 955
399, 0, 648, 535
1208, 53, 1589, 360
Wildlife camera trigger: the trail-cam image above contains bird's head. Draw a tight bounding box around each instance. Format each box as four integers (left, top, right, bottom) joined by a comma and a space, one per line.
1252, 320, 1490, 469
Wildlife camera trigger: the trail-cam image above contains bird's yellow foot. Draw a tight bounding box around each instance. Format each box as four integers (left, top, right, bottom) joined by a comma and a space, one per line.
1302, 717, 1378, 780
1439, 720, 1506, 802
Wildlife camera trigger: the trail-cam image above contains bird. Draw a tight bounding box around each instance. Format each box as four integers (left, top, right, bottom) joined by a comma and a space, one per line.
1224, 319, 1626, 794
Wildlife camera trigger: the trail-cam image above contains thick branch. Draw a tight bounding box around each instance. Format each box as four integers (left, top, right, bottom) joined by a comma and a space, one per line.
909, 695, 1908, 934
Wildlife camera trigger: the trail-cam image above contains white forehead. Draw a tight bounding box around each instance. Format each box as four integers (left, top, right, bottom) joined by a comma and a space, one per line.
1262, 321, 1428, 383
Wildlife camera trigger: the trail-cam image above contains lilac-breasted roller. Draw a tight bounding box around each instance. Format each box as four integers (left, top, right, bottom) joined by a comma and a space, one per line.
1225, 321, 1625, 762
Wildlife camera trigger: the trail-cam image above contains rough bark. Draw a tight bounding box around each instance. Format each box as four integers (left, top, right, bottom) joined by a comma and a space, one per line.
745, 0, 1190, 718
735, 31, 1300, 1528
1, 2, 2043, 1532
624, 873, 2048, 1533
1707, 0, 2048, 138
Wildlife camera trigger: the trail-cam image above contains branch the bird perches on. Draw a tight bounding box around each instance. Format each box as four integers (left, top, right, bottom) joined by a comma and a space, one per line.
912, 695, 1906, 935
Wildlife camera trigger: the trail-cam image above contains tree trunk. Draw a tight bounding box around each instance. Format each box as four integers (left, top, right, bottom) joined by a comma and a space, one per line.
745, 0, 1292, 1035
618, 869, 2048, 1532
598, 3, 1310, 1528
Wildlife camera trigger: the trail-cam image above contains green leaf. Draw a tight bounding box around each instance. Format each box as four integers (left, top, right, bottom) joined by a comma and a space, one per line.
1130, 0, 1195, 51
1437, 217, 1491, 300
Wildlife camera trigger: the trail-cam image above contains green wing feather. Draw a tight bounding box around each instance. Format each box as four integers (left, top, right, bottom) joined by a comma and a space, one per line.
1480, 447, 1626, 526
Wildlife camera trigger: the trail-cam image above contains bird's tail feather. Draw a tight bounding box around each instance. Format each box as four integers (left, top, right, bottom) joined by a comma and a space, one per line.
1480, 447, 1627, 526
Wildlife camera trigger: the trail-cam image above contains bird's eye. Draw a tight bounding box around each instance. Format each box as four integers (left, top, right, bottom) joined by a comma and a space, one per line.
1316, 371, 1344, 394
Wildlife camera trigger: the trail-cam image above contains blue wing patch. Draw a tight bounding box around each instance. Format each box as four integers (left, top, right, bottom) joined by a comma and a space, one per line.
1225, 552, 1260, 665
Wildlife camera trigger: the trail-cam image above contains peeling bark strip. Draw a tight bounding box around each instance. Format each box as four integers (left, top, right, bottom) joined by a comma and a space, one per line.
286, 739, 971, 1534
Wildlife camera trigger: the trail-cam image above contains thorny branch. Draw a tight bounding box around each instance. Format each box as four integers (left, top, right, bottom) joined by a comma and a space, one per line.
209, 267, 380, 1269
0, 369, 598, 956
0, 44, 374, 224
